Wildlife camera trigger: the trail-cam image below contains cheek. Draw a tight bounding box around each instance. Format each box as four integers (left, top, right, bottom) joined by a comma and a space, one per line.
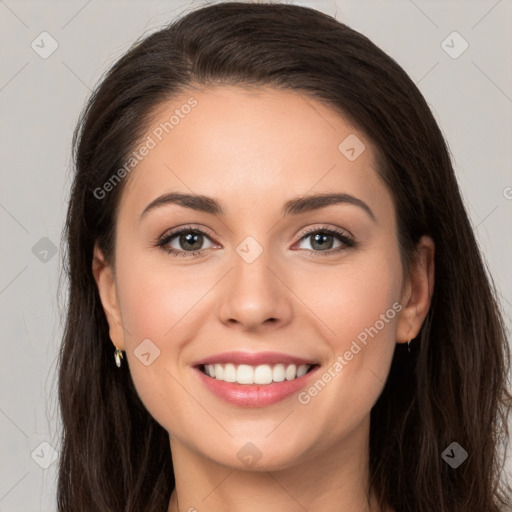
115, 254, 205, 341
288, 260, 401, 448
297, 254, 401, 344
293, 251, 402, 410
113, 258, 204, 429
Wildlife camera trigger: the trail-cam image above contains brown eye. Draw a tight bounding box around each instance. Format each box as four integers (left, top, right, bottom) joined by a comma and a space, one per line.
157, 228, 215, 257
295, 226, 355, 256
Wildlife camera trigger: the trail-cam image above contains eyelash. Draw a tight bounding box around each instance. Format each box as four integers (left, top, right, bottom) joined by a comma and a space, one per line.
155, 225, 356, 259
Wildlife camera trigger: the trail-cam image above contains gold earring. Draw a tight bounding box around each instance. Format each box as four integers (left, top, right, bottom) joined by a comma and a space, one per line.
114, 346, 124, 368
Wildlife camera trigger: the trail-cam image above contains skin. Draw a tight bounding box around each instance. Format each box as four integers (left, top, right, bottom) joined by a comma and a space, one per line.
93, 86, 434, 512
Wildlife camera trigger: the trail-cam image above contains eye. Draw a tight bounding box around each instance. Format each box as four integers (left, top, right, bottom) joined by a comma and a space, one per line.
293, 226, 355, 256
155, 224, 355, 258
156, 227, 216, 258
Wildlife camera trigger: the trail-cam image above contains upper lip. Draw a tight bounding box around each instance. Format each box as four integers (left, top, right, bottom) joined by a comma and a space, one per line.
192, 351, 318, 367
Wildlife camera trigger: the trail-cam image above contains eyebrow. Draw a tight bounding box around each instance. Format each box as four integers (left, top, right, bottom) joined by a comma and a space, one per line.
139, 192, 376, 222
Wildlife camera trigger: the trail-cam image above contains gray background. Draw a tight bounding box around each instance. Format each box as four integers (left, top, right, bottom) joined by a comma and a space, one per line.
1, 0, 511, 510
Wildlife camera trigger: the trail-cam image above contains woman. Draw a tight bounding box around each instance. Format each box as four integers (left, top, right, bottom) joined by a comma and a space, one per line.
57, 2, 512, 511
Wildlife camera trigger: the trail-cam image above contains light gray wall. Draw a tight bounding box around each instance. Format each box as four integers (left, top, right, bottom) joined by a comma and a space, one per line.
0, 0, 510, 510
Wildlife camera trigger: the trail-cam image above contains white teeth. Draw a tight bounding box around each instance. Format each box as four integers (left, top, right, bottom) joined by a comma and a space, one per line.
272, 364, 285, 382
214, 364, 224, 380
202, 363, 313, 385
254, 364, 273, 384
285, 364, 297, 381
296, 364, 309, 378
223, 363, 237, 382
236, 364, 254, 384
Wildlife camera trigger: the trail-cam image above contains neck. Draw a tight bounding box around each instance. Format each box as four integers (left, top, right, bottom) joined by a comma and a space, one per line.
167, 414, 389, 512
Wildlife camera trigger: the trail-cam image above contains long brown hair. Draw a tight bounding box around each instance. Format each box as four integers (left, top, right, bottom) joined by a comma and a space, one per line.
57, 2, 512, 510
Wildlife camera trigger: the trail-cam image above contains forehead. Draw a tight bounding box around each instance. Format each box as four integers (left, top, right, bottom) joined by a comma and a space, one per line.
119, 85, 391, 222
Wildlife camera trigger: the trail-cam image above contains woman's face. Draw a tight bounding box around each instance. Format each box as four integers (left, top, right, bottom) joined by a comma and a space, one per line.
94, 85, 430, 471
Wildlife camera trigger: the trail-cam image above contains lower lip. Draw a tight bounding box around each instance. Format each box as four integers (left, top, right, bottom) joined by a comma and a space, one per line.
194, 365, 320, 407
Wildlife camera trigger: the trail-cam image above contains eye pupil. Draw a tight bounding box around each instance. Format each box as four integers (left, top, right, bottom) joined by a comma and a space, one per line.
180, 232, 202, 251
311, 233, 333, 251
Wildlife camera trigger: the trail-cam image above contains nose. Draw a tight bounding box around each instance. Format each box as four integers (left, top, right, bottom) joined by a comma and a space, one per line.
217, 241, 293, 333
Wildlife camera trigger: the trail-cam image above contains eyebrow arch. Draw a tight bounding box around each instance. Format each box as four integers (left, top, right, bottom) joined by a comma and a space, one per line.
139, 192, 376, 222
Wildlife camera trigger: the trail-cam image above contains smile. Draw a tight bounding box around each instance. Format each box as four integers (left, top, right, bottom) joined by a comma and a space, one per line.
194, 363, 320, 407
200, 362, 315, 385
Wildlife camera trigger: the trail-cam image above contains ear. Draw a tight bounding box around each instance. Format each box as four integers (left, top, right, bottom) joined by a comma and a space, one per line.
92, 244, 126, 351
396, 235, 435, 344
